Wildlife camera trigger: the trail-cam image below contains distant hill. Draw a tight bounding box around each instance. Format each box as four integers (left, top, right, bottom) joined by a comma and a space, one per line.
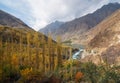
0, 10, 32, 30
39, 21, 64, 36
40, 3, 120, 44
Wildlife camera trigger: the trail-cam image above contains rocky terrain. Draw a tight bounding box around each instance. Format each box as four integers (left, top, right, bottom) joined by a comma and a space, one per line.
80, 9, 120, 65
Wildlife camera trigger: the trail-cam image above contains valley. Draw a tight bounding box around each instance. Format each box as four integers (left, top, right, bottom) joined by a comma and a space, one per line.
0, 2, 120, 83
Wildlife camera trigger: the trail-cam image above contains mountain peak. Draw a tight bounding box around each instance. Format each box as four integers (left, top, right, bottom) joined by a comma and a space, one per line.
102, 2, 120, 8
39, 20, 64, 36
108, 2, 120, 5
54, 20, 60, 23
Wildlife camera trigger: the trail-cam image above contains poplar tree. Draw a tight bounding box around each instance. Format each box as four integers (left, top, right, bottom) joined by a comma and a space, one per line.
33, 32, 40, 69
56, 36, 62, 67
48, 33, 52, 71
41, 34, 45, 72
19, 32, 23, 66
27, 33, 31, 66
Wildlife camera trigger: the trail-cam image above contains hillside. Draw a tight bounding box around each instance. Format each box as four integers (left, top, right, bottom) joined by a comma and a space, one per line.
60, 3, 120, 43
0, 26, 68, 82
82, 9, 120, 65
89, 9, 120, 48
0, 26, 47, 44
40, 3, 120, 44
0, 10, 32, 31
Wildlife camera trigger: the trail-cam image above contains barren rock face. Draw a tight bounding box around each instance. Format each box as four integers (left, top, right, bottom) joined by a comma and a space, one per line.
80, 9, 120, 65
101, 44, 120, 64
80, 55, 102, 65
89, 9, 120, 48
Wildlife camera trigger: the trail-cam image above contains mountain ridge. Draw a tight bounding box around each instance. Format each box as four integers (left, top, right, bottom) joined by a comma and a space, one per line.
81, 9, 120, 65
39, 3, 120, 44
0, 9, 33, 31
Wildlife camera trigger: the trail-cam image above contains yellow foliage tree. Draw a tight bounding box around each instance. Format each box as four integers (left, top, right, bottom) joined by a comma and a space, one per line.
20, 67, 33, 79
11, 54, 19, 69
33, 32, 40, 69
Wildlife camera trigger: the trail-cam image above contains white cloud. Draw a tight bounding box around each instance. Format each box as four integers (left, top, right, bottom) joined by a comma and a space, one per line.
0, 0, 120, 31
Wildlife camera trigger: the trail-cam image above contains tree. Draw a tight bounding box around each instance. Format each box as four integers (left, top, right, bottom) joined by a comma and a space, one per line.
56, 36, 62, 67
48, 33, 52, 71
11, 54, 19, 69
27, 33, 31, 66
41, 34, 45, 72
33, 32, 40, 69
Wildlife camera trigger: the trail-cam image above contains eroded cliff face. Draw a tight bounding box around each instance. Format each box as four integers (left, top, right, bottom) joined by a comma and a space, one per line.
80, 9, 120, 65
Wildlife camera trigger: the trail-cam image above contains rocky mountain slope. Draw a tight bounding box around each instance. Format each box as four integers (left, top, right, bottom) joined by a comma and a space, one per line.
82, 9, 120, 65
40, 3, 120, 44
0, 10, 32, 30
60, 3, 120, 43
89, 9, 120, 48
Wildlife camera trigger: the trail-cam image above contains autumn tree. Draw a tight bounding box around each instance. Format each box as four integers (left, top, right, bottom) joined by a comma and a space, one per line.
56, 36, 62, 67
11, 54, 19, 69
48, 33, 53, 71
41, 34, 45, 72
33, 32, 40, 69
27, 33, 31, 66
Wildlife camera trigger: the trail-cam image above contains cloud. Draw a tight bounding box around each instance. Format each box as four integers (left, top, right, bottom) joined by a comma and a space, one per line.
0, 0, 120, 31
0, 0, 34, 28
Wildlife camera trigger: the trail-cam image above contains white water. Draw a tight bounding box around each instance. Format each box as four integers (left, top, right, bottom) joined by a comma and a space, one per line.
72, 48, 84, 59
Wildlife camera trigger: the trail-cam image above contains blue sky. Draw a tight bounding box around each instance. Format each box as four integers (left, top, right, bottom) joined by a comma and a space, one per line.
0, 0, 120, 31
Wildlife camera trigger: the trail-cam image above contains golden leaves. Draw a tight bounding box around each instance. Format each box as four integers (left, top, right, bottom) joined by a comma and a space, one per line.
11, 54, 19, 67
20, 68, 33, 78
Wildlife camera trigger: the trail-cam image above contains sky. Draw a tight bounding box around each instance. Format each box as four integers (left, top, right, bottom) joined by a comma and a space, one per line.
0, 0, 120, 31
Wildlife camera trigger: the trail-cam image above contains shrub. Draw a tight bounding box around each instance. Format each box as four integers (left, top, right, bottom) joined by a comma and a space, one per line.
100, 70, 120, 83
80, 62, 100, 83
20, 67, 33, 79
75, 71, 83, 82
2, 64, 20, 82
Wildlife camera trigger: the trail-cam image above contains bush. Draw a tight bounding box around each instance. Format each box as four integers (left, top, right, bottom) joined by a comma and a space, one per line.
79, 62, 100, 83
2, 64, 20, 82
20, 67, 33, 79
75, 72, 83, 82
99, 70, 120, 83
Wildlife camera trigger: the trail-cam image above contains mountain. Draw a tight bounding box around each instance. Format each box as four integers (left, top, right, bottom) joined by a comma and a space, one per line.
40, 3, 120, 44
0, 9, 56, 44
89, 9, 120, 48
39, 21, 64, 36
59, 3, 120, 43
82, 9, 120, 65
0, 10, 32, 30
